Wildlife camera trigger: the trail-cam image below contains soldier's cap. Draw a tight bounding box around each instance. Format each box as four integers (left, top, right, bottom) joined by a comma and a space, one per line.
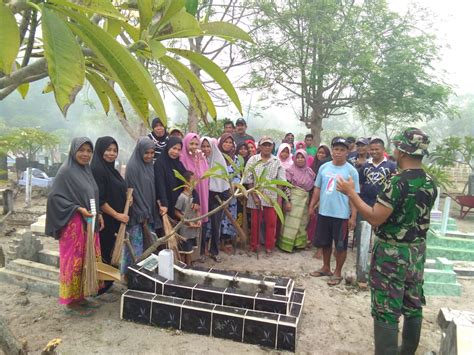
356, 137, 369, 145
331, 136, 350, 149
392, 127, 430, 156
259, 136, 274, 145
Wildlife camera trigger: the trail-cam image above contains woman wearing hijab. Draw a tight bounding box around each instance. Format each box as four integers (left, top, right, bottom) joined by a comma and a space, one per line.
295, 141, 314, 167
147, 117, 169, 160
46, 137, 104, 316
201, 137, 230, 262
121, 137, 161, 275
218, 133, 240, 253
180, 133, 209, 225
246, 140, 257, 157
277, 143, 293, 171
277, 149, 316, 252
91, 136, 128, 293
155, 136, 200, 221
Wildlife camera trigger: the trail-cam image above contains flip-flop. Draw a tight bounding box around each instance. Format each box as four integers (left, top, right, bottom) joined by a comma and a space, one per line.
310, 270, 333, 277
64, 307, 94, 317
79, 300, 101, 309
327, 276, 343, 286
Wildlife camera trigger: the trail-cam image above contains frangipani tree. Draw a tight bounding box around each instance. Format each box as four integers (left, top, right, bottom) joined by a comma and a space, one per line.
0, 0, 252, 133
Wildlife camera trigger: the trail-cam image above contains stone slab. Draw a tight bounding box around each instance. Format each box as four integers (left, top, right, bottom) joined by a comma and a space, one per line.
438, 308, 474, 355
7, 259, 59, 281
38, 250, 59, 268
0, 267, 58, 297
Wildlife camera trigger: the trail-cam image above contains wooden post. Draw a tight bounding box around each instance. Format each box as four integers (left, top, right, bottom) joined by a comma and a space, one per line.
356, 221, 372, 282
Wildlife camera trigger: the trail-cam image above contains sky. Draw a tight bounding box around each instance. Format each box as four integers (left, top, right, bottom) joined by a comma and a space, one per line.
389, 0, 474, 95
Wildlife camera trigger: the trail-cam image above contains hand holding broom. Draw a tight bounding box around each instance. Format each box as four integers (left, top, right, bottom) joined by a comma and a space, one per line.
110, 188, 133, 267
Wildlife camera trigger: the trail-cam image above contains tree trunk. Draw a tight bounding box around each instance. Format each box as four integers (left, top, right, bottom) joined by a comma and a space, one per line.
188, 107, 199, 133
310, 109, 323, 147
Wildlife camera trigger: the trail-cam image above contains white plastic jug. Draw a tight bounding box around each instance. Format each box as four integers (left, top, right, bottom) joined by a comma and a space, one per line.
158, 249, 174, 281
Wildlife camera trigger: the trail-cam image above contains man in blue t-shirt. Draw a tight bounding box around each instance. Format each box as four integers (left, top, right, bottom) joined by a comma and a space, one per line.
308, 137, 359, 286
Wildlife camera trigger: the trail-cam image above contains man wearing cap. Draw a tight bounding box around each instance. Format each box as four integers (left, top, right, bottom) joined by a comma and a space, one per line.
354, 137, 397, 248
308, 136, 359, 286
336, 128, 437, 355
243, 136, 288, 255
348, 137, 370, 168
233, 118, 254, 146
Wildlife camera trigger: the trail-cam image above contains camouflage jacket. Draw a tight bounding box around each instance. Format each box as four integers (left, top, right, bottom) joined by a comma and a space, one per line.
375, 169, 437, 243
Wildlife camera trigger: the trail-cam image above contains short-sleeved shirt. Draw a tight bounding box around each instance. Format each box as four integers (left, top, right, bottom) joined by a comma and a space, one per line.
306, 146, 317, 157
359, 158, 397, 206
376, 169, 437, 243
243, 154, 287, 209
315, 161, 360, 219
175, 192, 199, 240
233, 133, 255, 146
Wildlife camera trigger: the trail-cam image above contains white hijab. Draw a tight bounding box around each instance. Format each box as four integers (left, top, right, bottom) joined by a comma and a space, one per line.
201, 136, 230, 193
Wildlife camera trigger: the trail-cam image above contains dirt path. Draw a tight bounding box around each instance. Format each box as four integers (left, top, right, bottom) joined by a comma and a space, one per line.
1, 246, 473, 354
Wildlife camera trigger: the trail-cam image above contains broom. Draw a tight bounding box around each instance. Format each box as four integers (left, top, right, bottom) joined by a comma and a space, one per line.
162, 214, 181, 259
82, 199, 98, 297
110, 188, 133, 267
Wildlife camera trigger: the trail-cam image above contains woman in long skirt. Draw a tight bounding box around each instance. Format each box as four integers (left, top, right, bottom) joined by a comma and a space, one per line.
91, 136, 128, 294
278, 149, 316, 252
46, 137, 104, 316
121, 137, 161, 275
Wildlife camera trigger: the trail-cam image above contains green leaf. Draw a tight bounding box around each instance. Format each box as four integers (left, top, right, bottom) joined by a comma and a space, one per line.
47, 0, 125, 20
168, 48, 242, 114
42, 81, 54, 94
122, 22, 140, 42
159, 55, 216, 118
155, 0, 185, 31
138, 0, 153, 32
185, 0, 198, 16
16, 82, 29, 99
150, 40, 167, 59
155, 11, 202, 40
272, 200, 285, 223
62, 8, 167, 124
173, 168, 187, 184
42, 6, 85, 116
85, 71, 110, 114
105, 18, 122, 39
87, 70, 127, 120
0, 2, 20, 75
266, 179, 293, 188
200, 21, 254, 43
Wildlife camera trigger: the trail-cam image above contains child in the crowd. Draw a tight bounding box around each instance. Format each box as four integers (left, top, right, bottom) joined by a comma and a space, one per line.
277, 143, 293, 170
236, 142, 250, 165
278, 149, 316, 252
174, 170, 201, 266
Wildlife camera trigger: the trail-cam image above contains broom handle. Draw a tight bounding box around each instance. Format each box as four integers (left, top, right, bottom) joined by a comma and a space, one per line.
116, 188, 134, 240
215, 195, 247, 243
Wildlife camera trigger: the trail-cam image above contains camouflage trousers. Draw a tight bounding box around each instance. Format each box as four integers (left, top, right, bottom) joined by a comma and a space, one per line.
369, 238, 426, 324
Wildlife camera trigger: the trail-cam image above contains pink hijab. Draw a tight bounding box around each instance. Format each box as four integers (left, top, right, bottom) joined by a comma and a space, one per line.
180, 133, 209, 222
286, 149, 316, 191
277, 143, 293, 170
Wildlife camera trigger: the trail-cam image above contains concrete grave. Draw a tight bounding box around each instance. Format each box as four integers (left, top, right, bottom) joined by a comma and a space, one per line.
122, 254, 305, 352
438, 308, 474, 355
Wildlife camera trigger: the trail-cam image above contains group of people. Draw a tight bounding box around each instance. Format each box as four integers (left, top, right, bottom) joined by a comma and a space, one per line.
45, 116, 437, 355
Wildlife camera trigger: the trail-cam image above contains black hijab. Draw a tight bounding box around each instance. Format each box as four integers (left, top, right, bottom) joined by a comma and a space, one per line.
90, 136, 127, 212
154, 136, 187, 219
147, 117, 169, 158
46, 137, 99, 239
125, 137, 159, 226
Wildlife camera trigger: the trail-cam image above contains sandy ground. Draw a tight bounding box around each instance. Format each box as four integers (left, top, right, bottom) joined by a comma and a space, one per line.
1, 191, 473, 354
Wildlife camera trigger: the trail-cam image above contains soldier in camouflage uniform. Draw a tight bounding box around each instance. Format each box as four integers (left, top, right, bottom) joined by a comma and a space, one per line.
336, 127, 437, 355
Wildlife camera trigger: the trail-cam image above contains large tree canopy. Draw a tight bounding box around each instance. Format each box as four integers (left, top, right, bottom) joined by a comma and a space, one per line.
248, 0, 452, 145
0, 0, 252, 136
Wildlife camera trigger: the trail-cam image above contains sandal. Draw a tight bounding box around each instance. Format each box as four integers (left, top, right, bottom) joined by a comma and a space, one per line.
327, 276, 343, 286
310, 270, 333, 277
64, 307, 95, 317
210, 254, 222, 263
79, 300, 101, 309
